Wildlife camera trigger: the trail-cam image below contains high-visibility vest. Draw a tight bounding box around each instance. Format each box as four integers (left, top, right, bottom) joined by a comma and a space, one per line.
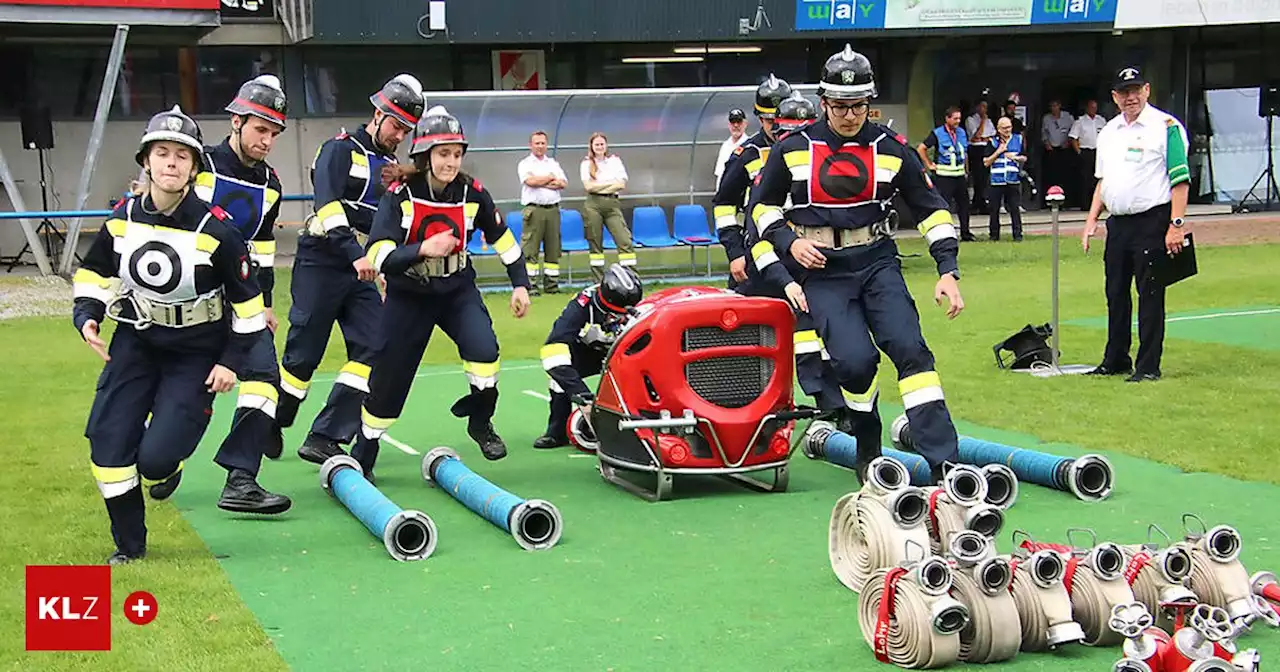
932, 125, 968, 178
990, 135, 1023, 185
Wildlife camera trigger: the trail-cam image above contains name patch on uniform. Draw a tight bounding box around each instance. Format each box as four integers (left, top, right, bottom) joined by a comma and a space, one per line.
406, 201, 466, 254
808, 141, 877, 206
238, 255, 251, 280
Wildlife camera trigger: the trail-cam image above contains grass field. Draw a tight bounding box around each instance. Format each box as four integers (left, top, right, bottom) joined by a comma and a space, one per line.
3, 233, 1280, 670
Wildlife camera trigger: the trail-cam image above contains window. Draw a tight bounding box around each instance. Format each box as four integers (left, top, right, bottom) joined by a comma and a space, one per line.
300, 46, 452, 115
194, 47, 284, 115
13, 45, 182, 120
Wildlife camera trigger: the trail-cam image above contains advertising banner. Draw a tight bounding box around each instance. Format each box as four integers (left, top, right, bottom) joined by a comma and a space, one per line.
794, 0, 1115, 30
1115, 0, 1280, 28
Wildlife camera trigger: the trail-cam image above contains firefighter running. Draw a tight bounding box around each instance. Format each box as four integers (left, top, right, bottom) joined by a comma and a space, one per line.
748, 44, 966, 484
354, 108, 532, 478
712, 74, 792, 293
72, 107, 280, 564
281, 74, 425, 467
192, 74, 293, 513
533, 263, 644, 449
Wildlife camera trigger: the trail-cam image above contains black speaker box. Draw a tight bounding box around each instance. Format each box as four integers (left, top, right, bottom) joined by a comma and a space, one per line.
1261, 82, 1280, 118
21, 105, 54, 150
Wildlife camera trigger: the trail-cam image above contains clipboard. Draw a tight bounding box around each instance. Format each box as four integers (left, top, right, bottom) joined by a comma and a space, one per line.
1146, 231, 1197, 287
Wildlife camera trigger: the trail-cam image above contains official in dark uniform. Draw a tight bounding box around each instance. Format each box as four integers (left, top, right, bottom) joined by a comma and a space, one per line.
280, 74, 425, 465
72, 107, 281, 564
533, 264, 643, 448
747, 45, 967, 483
354, 109, 531, 476
711, 74, 792, 292
1082, 66, 1191, 382
192, 74, 293, 513
917, 106, 974, 241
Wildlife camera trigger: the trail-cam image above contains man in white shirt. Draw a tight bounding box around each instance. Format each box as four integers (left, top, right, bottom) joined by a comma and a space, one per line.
1041, 99, 1076, 207
714, 108, 749, 189
1082, 66, 1192, 383
517, 130, 568, 294
965, 100, 995, 213
1069, 99, 1108, 211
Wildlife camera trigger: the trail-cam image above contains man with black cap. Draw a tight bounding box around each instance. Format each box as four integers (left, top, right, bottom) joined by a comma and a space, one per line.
714, 107, 749, 189
712, 75, 791, 291
279, 73, 426, 464
747, 44, 966, 485
1082, 65, 1191, 383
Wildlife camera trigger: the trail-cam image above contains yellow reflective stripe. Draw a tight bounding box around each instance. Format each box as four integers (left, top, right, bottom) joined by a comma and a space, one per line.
361, 407, 396, 429
91, 463, 137, 483
713, 205, 736, 218
745, 158, 764, 175
463, 360, 500, 377
541, 343, 570, 359
188, 232, 217, 254
317, 200, 346, 220
367, 239, 395, 271
843, 377, 880, 403
232, 294, 265, 318
464, 202, 479, 219
340, 361, 371, 379
240, 380, 278, 401
541, 342, 572, 370
265, 188, 280, 209
73, 268, 112, 288
280, 365, 310, 395
195, 172, 215, 188
752, 204, 783, 229
106, 218, 127, 237
784, 150, 809, 168
140, 461, 183, 486
335, 361, 371, 392
917, 209, 953, 234
250, 240, 277, 255
350, 150, 368, 167
494, 229, 520, 264
794, 329, 818, 345
751, 240, 779, 268
399, 200, 413, 216
899, 371, 941, 395
876, 155, 903, 173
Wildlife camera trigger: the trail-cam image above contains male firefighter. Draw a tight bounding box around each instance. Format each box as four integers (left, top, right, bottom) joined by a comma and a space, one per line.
532, 264, 643, 449
187, 74, 293, 513
278, 74, 425, 466
747, 44, 966, 484
711, 74, 792, 292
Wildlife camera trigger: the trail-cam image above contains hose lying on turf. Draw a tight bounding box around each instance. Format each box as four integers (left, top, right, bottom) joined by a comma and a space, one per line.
857, 555, 970, 668
923, 480, 1004, 556
1178, 516, 1262, 625
1118, 526, 1197, 634
944, 531, 1022, 663
1017, 533, 1137, 647
891, 414, 1114, 501
829, 457, 931, 593
320, 455, 438, 562
422, 447, 563, 551
802, 421, 1020, 510
1008, 548, 1085, 651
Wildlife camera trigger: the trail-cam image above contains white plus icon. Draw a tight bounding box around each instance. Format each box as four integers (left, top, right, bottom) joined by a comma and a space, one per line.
131, 599, 151, 619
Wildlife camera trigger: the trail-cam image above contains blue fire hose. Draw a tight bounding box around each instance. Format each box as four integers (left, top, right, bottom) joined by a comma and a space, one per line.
320, 455, 438, 561
889, 414, 1114, 502
422, 447, 563, 551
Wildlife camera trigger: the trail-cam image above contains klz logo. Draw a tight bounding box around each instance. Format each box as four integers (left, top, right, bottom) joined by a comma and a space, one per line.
26, 566, 111, 651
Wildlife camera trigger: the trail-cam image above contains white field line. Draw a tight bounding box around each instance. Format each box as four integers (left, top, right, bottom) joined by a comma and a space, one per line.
382, 433, 420, 455
522, 389, 551, 401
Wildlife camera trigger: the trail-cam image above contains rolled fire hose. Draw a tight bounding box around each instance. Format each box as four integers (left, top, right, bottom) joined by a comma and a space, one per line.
1180, 517, 1258, 624
828, 457, 931, 593
891, 413, 1114, 501
1119, 527, 1197, 634
923, 485, 1004, 555
944, 531, 1021, 663
1018, 532, 1137, 647
857, 556, 969, 669
1008, 549, 1085, 651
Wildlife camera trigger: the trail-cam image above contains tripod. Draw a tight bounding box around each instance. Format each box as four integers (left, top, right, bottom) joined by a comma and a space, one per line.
6, 148, 71, 272
1236, 112, 1278, 213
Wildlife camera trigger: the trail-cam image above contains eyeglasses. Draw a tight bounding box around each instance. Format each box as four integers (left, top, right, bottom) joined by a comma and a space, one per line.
826, 101, 870, 117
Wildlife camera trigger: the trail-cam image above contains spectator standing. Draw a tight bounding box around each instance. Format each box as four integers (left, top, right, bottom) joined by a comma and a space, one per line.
1069, 99, 1108, 212
917, 106, 975, 241
1041, 99, 1076, 206
714, 108, 749, 189
983, 116, 1027, 240
580, 132, 635, 280
966, 100, 995, 213
517, 130, 568, 294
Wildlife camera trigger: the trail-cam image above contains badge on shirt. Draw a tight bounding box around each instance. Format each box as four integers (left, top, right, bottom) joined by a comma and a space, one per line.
1125, 146, 1143, 162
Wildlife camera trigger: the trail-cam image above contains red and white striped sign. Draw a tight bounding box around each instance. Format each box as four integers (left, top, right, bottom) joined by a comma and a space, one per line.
492, 50, 545, 91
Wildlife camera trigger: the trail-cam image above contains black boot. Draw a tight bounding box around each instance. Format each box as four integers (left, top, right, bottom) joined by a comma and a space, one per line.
468, 420, 508, 461
350, 435, 380, 479
298, 433, 347, 465
217, 469, 292, 515
148, 468, 183, 500
108, 549, 146, 565
104, 484, 147, 561
535, 392, 572, 449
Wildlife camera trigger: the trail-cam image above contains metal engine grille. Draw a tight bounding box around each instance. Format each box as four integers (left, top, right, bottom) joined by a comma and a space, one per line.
685, 356, 774, 409
682, 324, 776, 351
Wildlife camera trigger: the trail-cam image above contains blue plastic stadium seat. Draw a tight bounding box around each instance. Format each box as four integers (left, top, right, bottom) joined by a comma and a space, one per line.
631, 205, 680, 247
559, 209, 590, 252
672, 204, 714, 245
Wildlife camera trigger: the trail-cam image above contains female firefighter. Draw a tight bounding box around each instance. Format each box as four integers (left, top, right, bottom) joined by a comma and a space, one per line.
534, 263, 643, 449
353, 108, 532, 478
72, 106, 276, 564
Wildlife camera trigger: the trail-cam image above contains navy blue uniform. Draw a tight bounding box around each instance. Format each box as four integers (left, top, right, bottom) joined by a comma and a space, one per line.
194, 138, 285, 470
712, 129, 776, 293
278, 126, 390, 444
72, 190, 268, 558
748, 119, 962, 467
537, 286, 628, 439
352, 172, 529, 472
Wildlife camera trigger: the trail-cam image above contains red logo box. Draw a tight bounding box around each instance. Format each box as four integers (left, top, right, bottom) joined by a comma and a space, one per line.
25, 565, 111, 651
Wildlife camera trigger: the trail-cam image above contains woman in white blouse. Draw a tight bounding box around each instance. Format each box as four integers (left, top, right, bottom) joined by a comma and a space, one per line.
579, 132, 636, 279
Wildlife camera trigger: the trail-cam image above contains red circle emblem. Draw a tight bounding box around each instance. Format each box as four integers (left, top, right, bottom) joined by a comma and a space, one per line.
124, 591, 158, 625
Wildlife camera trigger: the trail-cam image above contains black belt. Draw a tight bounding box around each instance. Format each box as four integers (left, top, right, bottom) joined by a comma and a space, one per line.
525, 203, 559, 208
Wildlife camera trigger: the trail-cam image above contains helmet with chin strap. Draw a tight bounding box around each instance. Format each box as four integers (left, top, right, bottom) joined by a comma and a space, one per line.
226, 74, 287, 129
776, 91, 818, 131
754, 74, 792, 119
370, 73, 425, 128
136, 105, 206, 171
409, 108, 468, 158
818, 44, 878, 101
592, 264, 643, 314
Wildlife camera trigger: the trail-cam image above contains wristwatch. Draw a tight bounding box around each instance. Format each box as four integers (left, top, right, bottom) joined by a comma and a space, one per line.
1171, 217, 1185, 228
